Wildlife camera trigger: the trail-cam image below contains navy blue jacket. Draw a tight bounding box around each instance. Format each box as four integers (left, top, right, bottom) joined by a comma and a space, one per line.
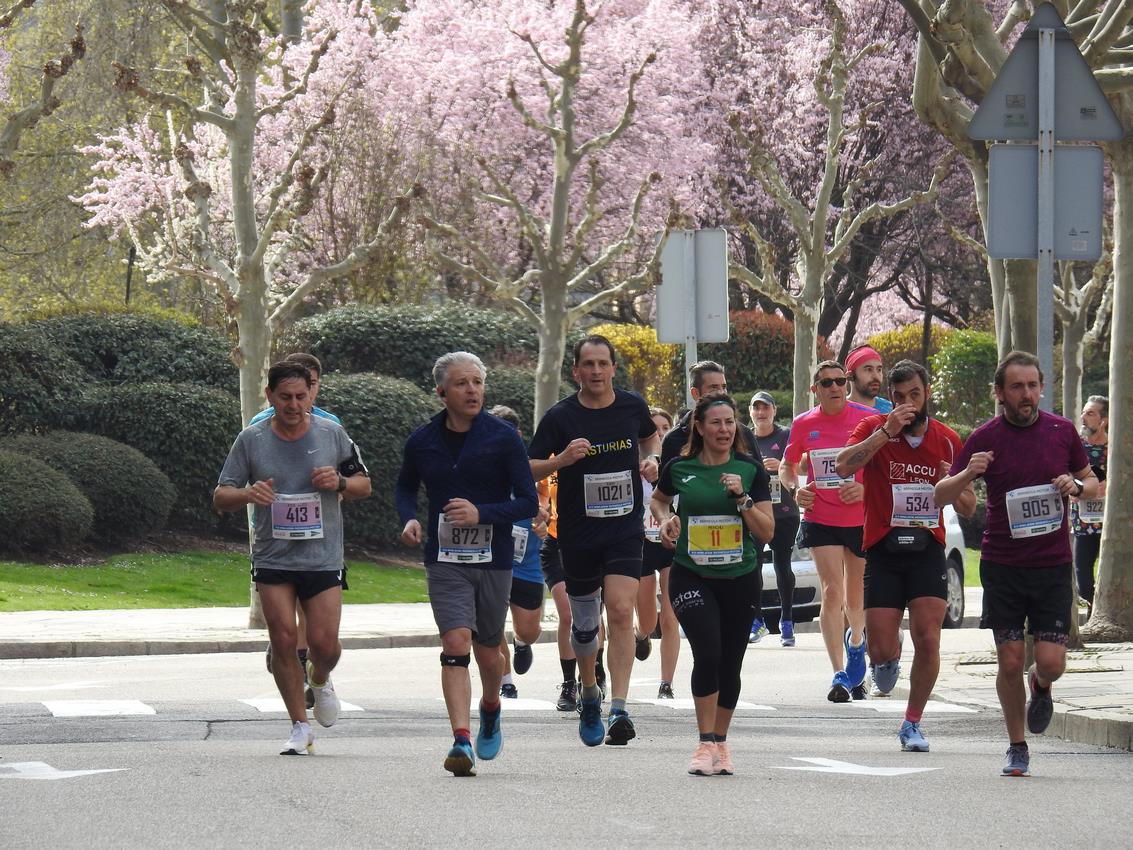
395, 409, 538, 569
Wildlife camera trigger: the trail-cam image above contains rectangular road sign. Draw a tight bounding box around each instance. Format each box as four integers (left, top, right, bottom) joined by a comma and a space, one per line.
656, 228, 729, 343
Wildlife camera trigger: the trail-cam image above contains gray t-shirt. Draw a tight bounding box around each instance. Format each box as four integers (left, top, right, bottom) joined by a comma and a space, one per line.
218, 417, 357, 572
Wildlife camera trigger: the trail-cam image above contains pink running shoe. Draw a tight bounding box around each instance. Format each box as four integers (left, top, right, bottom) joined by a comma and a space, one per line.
688, 741, 717, 776
714, 741, 734, 775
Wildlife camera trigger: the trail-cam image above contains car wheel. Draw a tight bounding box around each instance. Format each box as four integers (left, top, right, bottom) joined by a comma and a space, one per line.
943, 554, 965, 629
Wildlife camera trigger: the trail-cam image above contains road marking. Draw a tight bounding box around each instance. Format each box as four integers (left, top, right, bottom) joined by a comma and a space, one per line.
633, 698, 774, 711
856, 699, 978, 714
1, 681, 108, 692
772, 757, 939, 776
43, 700, 155, 717
241, 697, 364, 713
0, 762, 126, 781
469, 698, 556, 711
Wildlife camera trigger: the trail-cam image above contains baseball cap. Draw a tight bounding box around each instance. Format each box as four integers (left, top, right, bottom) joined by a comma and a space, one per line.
749, 391, 775, 406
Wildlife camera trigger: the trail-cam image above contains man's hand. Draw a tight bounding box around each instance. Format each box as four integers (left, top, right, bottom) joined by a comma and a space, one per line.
660, 515, 681, 549
558, 438, 591, 468
966, 450, 995, 478
1052, 473, 1080, 498
639, 456, 659, 483
311, 466, 340, 491
838, 480, 864, 504
885, 403, 917, 435
246, 478, 275, 507
795, 482, 816, 509
400, 519, 422, 546
443, 498, 480, 526
763, 457, 781, 474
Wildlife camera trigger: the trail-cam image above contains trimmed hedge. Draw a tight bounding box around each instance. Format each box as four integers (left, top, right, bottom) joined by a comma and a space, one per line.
317, 372, 443, 546
930, 330, 998, 434
0, 431, 176, 544
864, 323, 951, 371
590, 322, 681, 412
0, 449, 94, 551
0, 324, 86, 434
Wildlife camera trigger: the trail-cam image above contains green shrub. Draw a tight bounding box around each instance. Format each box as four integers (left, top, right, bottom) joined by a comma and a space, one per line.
0, 324, 86, 434
484, 364, 576, 432
78, 382, 241, 526
931, 330, 998, 433
865, 323, 952, 370
317, 372, 443, 546
25, 313, 237, 393
0, 431, 176, 544
0, 449, 93, 551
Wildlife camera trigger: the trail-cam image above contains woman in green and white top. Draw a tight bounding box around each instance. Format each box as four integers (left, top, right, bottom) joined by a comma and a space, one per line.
651, 392, 774, 777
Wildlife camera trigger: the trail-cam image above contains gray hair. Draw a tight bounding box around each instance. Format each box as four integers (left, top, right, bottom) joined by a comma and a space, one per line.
432, 351, 487, 388
1086, 395, 1109, 418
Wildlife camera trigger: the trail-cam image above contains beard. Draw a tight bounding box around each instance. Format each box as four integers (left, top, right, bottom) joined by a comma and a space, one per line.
1080, 423, 1097, 437
903, 399, 930, 434
1002, 397, 1039, 426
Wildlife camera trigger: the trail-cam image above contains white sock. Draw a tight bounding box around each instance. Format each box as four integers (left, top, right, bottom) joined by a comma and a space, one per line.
514, 639, 527, 648
502, 673, 513, 685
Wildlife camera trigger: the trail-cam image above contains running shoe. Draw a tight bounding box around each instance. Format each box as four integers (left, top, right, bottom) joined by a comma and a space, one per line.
827, 670, 852, 703
280, 721, 313, 756
780, 620, 795, 647
872, 659, 900, 695
306, 660, 340, 728
1026, 664, 1054, 734
748, 620, 769, 644
1001, 743, 1030, 777
605, 709, 636, 746
844, 627, 867, 687
265, 642, 273, 673
687, 741, 717, 776
299, 650, 313, 709
444, 740, 476, 777
500, 683, 518, 699
635, 633, 653, 661
899, 720, 929, 752
657, 682, 675, 699
513, 641, 533, 675
556, 680, 578, 712
851, 683, 868, 701
714, 741, 734, 775
578, 696, 605, 747
595, 663, 607, 698
475, 701, 503, 760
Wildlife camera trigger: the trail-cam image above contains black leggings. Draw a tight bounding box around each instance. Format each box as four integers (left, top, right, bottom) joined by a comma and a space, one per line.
669, 563, 761, 709
769, 516, 799, 621
1075, 534, 1101, 604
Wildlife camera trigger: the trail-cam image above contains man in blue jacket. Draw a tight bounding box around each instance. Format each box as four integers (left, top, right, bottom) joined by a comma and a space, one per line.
396, 351, 538, 777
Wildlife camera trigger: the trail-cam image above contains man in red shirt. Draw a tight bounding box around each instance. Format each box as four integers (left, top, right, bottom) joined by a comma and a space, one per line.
836, 360, 975, 752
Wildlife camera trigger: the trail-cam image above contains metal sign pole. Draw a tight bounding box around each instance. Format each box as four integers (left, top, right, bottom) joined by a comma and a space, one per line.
682, 231, 698, 409
1037, 26, 1055, 411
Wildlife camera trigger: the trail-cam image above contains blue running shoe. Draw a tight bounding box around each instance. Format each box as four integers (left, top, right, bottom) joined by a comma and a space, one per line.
748, 619, 769, 643
1002, 743, 1030, 777
844, 628, 867, 687
828, 670, 852, 703
605, 709, 636, 746
444, 740, 476, 776
578, 696, 604, 747
476, 702, 503, 760
780, 620, 795, 647
899, 720, 929, 752
873, 659, 900, 695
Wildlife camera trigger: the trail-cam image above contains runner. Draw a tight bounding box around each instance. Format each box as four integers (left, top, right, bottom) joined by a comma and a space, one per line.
214, 360, 371, 756
1071, 395, 1108, 616
396, 352, 538, 776
660, 360, 760, 469
845, 345, 893, 414
638, 407, 681, 698
651, 392, 774, 775
935, 351, 1097, 776
836, 360, 975, 752
780, 360, 874, 702
747, 391, 800, 647
528, 335, 660, 747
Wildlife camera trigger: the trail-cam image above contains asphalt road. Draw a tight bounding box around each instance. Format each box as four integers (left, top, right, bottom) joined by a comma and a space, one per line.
2, 636, 1130, 848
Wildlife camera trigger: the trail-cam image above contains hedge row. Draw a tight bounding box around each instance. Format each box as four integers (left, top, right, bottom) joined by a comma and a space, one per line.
0, 449, 93, 551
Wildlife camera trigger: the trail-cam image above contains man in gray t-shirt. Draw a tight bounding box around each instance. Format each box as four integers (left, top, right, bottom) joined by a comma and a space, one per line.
214, 361, 371, 756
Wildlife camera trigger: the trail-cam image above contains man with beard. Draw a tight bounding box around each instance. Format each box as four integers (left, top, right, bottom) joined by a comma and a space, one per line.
1071, 396, 1108, 615
935, 351, 1097, 777
836, 360, 975, 753
846, 346, 893, 414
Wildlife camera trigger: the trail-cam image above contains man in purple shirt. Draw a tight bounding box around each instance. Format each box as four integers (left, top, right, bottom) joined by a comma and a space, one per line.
936, 351, 1097, 778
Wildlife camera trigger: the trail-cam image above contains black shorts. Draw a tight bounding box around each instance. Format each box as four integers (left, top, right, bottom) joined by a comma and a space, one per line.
252, 566, 344, 601
642, 538, 673, 573
798, 521, 864, 559
864, 539, 947, 609
510, 577, 545, 611
541, 535, 565, 590
979, 559, 1073, 637
559, 534, 643, 596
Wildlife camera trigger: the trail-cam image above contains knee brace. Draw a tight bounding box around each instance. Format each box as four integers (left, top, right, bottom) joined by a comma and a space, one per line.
569, 590, 603, 657
440, 652, 471, 668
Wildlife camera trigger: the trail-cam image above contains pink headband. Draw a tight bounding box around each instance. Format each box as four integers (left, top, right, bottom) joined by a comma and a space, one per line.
845, 346, 882, 375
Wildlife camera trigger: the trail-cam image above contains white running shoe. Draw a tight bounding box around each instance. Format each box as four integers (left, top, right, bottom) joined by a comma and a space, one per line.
281, 721, 313, 755
307, 660, 340, 728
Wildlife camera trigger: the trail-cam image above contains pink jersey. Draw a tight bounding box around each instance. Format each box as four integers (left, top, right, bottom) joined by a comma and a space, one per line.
785, 402, 876, 527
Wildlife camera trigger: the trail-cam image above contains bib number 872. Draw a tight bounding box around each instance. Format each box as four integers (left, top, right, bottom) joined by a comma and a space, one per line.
452, 527, 482, 545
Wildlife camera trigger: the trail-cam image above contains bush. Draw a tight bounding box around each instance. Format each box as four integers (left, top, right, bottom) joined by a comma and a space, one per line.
931, 330, 998, 433
25, 313, 237, 393
590, 323, 681, 412
282, 304, 541, 390
317, 372, 443, 546
0, 324, 86, 434
0, 449, 93, 551
865, 323, 952, 371
0, 431, 176, 544
78, 382, 241, 526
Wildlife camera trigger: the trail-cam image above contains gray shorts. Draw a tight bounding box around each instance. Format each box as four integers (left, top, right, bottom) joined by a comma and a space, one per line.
425, 563, 512, 647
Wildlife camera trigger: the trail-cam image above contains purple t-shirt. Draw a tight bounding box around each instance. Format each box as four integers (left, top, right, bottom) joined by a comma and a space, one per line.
950, 411, 1088, 567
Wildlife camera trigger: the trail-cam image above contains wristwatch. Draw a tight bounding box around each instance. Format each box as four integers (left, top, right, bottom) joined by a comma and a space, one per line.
1072, 478, 1085, 497
336, 474, 349, 493
736, 494, 755, 513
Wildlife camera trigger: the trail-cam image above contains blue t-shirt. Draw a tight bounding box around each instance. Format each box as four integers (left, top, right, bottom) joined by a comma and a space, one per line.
511, 517, 544, 584
873, 396, 893, 414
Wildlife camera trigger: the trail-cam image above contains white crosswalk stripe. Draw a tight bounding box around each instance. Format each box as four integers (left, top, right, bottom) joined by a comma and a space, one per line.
43, 700, 156, 717
240, 697, 364, 713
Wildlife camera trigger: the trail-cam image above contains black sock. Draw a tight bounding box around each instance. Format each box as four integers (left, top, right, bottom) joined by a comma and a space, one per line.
714, 733, 727, 743
297, 648, 308, 663
1010, 740, 1028, 748
699, 732, 715, 743
561, 658, 577, 682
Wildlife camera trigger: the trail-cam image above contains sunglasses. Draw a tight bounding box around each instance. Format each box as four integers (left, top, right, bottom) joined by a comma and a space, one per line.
817, 377, 848, 388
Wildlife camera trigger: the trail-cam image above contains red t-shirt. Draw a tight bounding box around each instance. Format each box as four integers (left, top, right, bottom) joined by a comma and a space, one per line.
849, 415, 963, 551
785, 402, 875, 527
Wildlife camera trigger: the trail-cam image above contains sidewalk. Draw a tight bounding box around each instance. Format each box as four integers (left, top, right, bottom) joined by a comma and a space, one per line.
0, 604, 1129, 752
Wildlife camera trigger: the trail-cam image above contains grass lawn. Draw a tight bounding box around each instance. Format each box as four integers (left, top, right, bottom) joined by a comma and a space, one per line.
961, 546, 982, 587
0, 551, 428, 612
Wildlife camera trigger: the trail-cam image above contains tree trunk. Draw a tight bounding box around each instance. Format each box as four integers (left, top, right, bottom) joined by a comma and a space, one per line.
1005, 258, 1038, 354
791, 268, 821, 417
280, 0, 303, 42
533, 276, 569, 427
1061, 306, 1087, 423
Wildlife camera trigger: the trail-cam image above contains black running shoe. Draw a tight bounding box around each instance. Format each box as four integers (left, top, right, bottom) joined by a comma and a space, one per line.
657, 682, 675, 699
265, 643, 273, 673
851, 683, 868, 700
556, 680, 578, 712
513, 642, 533, 675
595, 664, 607, 698
501, 683, 519, 699
635, 633, 652, 661
1026, 664, 1054, 734
605, 710, 636, 746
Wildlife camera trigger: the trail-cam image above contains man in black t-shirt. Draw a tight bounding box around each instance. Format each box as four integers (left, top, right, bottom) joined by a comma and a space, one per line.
659, 360, 760, 469
529, 335, 660, 748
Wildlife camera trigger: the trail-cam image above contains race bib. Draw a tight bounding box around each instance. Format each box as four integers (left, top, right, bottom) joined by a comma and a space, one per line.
511, 525, 529, 564
437, 513, 493, 564
890, 482, 939, 528
584, 470, 634, 518
271, 493, 323, 540
1078, 498, 1105, 525
769, 474, 782, 505
644, 510, 662, 543
809, 447, 852, 490
1005, 485, 1064, 539
686, 515, 743, 567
